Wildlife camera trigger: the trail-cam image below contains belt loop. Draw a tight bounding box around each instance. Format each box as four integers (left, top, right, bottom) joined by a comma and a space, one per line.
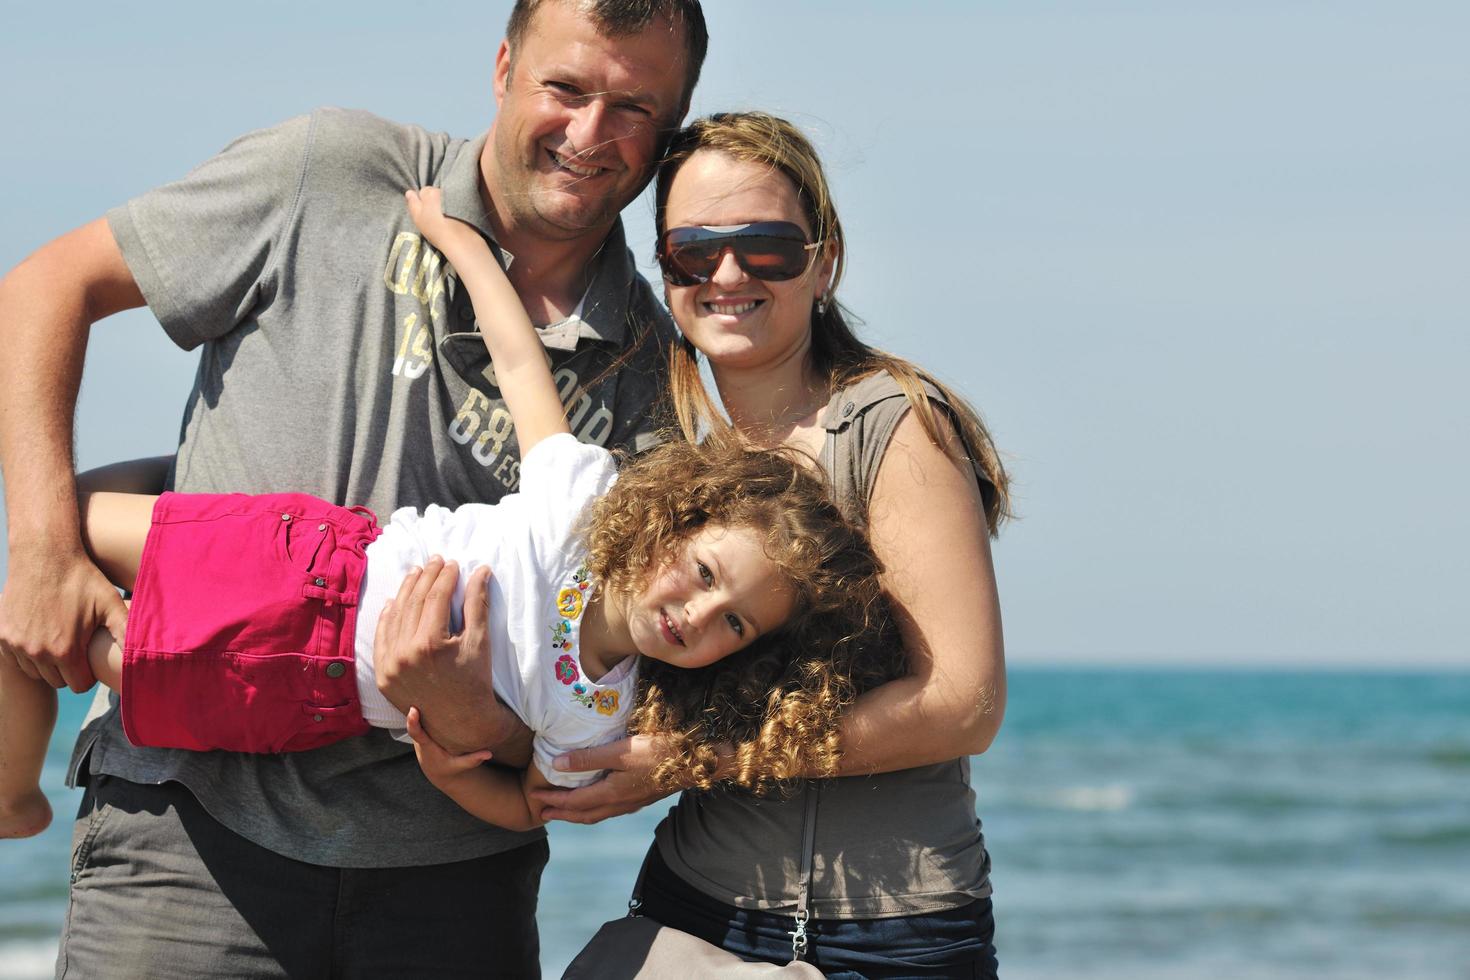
303, 582, 359, 607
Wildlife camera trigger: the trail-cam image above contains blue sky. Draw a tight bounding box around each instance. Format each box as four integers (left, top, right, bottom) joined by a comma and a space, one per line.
1, 1, 1465, 667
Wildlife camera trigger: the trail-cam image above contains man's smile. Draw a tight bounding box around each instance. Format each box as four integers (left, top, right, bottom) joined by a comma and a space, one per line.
547, 148, 608, 179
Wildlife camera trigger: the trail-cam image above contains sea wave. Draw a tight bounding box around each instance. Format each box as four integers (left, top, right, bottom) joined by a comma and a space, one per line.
1023, 784, 1135, 812
1141, 784, 1466, 815
1359, 906, 1470, 929
1378, 824, 1470, 847
1426, 745, 1470, 769
0, 940, 55, 980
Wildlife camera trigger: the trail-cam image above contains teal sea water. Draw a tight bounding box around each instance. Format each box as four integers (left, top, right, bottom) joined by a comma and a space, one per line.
3, 669, 1467, 978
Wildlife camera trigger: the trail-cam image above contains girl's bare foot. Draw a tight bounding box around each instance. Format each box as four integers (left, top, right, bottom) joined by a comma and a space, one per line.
0, 789, 52, 839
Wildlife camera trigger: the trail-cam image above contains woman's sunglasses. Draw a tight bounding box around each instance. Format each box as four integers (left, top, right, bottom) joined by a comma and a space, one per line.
657, 221, 821, 287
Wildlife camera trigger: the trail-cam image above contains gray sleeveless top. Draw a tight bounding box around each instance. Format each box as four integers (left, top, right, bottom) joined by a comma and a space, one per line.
654, 371, 993, 918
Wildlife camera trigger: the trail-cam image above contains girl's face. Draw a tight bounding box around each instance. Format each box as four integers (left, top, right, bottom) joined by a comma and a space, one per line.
660, 150, 836, 375
623, 522, 797, 669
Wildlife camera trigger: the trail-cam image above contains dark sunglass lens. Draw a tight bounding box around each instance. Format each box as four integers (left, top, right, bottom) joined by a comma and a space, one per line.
737, 237, 810, 280
666, 241, 724, 283
661, 224, 814, 284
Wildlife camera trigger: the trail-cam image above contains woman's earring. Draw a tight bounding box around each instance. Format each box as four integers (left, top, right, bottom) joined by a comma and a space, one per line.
815, 293, 829, 316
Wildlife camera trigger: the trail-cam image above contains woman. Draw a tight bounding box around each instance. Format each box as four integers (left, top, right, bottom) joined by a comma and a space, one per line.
539, 112, 1010, 977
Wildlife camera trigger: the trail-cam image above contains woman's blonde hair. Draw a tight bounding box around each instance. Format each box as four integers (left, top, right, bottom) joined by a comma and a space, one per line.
584, 436, 901, 793
654, 111, 1012, 534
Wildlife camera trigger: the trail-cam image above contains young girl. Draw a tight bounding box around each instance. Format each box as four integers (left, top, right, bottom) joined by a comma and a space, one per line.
0, 188, 895, 838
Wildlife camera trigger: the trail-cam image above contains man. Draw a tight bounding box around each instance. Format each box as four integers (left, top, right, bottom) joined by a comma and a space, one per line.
0, 0, 706, 974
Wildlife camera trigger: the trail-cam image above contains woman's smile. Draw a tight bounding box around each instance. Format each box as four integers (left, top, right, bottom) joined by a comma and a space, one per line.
702, 297, 764, 318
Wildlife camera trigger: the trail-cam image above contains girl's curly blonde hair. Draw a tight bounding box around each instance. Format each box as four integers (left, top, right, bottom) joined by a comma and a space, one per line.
583, 434, 901, 795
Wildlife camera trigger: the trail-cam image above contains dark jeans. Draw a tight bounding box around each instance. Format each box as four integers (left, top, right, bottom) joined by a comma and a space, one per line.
56, 775, 547, 979
637, 846, 999, 980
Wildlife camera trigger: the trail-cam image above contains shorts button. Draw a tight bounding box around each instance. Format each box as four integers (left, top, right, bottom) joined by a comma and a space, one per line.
313, 714, 324, 723
326, 662, 346, 679
314, 577, 326, 587
281, 513, 292, 521
318, 523, 328, 531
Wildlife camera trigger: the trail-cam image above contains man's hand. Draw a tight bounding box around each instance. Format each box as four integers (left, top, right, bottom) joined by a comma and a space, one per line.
373, 557, 531, 759
527, 735, 678, 825
0, 544, 126, 691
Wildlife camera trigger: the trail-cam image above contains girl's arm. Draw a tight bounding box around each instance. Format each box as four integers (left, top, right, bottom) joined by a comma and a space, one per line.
405, 707, 545, 832
404, 189, 570, 455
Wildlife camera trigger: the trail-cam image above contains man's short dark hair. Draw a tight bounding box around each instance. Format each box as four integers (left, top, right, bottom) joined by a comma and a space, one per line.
505, 0, 709, 109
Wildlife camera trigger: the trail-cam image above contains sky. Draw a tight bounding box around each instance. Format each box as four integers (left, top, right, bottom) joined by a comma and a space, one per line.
1, 1, 1465, 668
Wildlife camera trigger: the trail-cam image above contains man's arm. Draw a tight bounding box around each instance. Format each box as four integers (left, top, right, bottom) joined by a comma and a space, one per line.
0, 219, 143, 690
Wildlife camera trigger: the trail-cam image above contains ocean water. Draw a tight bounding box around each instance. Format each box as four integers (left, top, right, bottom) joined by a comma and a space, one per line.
3, 669, 1467, 979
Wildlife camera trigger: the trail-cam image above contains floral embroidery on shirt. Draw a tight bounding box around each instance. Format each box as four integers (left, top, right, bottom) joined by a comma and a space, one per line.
555, 654, 579, 685
569, 685, 621, 714
548, 564, 623, 715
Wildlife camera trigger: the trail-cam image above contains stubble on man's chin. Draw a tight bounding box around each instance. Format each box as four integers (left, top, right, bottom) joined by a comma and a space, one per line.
494, 168, 627, 243
528, 193, 623, 241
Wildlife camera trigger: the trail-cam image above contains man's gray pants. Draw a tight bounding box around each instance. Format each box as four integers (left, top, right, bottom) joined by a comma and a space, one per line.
55, 775, 547, 978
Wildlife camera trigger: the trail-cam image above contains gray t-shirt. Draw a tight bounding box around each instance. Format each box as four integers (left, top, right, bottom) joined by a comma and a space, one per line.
69, 107, 676, 867
655, 372, 995, 917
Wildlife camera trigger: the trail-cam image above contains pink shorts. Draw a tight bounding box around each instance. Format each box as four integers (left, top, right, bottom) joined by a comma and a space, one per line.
122, 491, 382, 753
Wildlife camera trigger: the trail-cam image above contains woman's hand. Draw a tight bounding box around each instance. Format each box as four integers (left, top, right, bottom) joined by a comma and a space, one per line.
405, 706, 493, 788
527, 735, 678, 824
405, 187, 485, 259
